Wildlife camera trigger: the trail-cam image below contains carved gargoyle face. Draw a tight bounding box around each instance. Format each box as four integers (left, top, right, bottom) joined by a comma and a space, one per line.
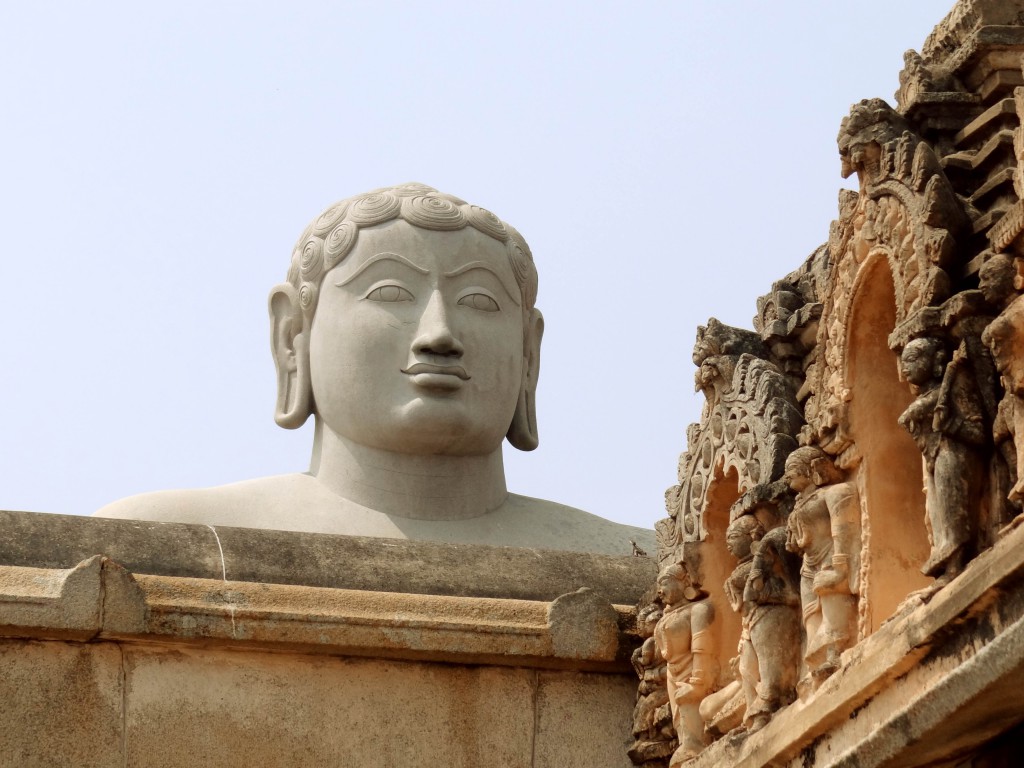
308, 219, 534, 456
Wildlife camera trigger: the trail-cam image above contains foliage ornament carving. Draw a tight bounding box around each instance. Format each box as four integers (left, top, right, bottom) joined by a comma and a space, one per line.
804, 99, 967, 453
663, 320, 803, 560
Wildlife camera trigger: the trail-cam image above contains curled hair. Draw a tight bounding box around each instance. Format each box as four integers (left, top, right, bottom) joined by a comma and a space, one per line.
285, 182, 539, 323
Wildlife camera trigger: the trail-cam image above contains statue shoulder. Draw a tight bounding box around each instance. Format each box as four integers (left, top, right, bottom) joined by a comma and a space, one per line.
822, 480, 858, 508
94, 474, 322, 527
501, 493, 657, 557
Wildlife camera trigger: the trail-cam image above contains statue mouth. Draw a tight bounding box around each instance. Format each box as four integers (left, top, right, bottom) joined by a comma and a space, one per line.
401, 363, 471, 381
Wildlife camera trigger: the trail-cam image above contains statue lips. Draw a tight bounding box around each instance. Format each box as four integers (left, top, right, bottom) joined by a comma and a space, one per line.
401, 362, 471, 392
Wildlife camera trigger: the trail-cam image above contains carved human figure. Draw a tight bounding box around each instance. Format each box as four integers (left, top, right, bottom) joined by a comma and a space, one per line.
898, 338, 986, 582
978, 253, 1017, 313
983, 295, 1024, 506
97, 183, 654, 555
729, 521, 801, 731
653, 562, 718, 763
722, 515, 761, 728
629, 602, 676, 765
784, 447, 860, 687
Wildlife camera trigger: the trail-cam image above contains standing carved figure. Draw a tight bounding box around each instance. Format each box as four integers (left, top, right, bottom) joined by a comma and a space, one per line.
983, 294, 1024, 508
898, 338, 986, 583
978, 253, 1024, 526
784, 447, 860, 688
722, 516, 760, 730
629, 602, 675, 766
653, 562, 718, 764
740, 526, 802, 730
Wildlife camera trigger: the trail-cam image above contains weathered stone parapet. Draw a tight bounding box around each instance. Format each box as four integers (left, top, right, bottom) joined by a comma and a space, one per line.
0, 510, 653, 604
0, 557, 637, 671
0, 510, 654, 767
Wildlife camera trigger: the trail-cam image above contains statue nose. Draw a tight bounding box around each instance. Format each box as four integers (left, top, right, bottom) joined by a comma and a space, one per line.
413, 290, 464, 358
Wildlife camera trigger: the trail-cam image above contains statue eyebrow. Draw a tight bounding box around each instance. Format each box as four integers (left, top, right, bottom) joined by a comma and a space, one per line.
334, 252, 429, 286
443, 261, 521, 306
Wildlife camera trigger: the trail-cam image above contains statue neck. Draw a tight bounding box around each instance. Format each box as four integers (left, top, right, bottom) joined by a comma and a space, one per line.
309, 420, 509, 521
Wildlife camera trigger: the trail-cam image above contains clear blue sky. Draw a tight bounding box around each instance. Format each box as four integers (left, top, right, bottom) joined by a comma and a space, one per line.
1, 1, 956, 529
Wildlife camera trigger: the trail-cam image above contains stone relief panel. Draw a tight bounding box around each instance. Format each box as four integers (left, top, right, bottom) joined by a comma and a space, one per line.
804, 99, 967, 454
632, 6, 1024, 765
663, 320, 803, 561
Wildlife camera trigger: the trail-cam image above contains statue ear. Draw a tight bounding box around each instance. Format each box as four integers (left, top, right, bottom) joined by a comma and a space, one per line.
507, 308, 544, 451
269, 284, 312, 429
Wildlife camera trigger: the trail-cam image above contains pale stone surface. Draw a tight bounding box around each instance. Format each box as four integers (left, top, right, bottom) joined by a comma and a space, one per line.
123, 649, 537, 768
96, 183, 654, 556
0, 510, 656, 604
0, 515, 648, 767
0, 640, 123, 768
534, 671, 636, 767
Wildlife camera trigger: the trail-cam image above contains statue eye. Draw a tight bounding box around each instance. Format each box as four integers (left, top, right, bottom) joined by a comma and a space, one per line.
365, 285, 414, 303
457, 293, 499, 312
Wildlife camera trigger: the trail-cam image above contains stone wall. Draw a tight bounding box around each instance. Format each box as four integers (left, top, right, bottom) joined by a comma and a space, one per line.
0, 511, 655, 767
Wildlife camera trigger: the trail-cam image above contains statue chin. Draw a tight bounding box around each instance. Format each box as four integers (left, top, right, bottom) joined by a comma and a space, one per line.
95, 184, 655, 558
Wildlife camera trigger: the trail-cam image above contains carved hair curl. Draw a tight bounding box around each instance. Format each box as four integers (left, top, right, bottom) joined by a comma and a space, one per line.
285, 182, 539, 322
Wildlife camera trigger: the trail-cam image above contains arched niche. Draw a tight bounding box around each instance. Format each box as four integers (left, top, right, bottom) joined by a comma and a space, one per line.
845, 250, 931, 634
699, 460, 742, 689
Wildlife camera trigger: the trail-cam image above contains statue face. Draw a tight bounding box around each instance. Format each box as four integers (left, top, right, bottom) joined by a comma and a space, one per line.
725, 524, 753, 559
899, 342, 935, 387
783, 458, 811, 493
307, 219, 527, 456
656, 568, 688, 606
979, 256, 1014, 306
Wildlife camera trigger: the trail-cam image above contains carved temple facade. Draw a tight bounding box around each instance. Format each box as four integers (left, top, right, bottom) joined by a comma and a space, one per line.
634, 1, 1024, 766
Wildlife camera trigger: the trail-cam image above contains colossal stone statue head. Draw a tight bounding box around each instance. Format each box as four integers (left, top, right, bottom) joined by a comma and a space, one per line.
97, 182, 655, 556
269, 182, 543, 453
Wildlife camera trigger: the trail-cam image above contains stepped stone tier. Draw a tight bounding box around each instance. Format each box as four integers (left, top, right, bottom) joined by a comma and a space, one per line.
637, 0, 1024, 765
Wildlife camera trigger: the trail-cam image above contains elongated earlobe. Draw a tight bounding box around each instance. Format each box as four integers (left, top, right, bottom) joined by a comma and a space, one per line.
269, 284, 313, 429
507, 309, 544, 451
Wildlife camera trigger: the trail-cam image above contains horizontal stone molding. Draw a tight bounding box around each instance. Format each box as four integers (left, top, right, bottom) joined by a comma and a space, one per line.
0, 510, 655, 604
0, 555, 636, 671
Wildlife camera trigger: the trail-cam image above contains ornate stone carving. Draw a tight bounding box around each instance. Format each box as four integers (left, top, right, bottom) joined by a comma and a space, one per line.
898, 337, 987, 585
629, 601, 675, 766
663, 320, 803, 560
653, 562, 718, 764
754, 254, 825, 398
983, 295, 1024, 506
783, 447, 860, 688
645, 4, 1024, 764
805, 99, 966, 452
737, 524, 802, 731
